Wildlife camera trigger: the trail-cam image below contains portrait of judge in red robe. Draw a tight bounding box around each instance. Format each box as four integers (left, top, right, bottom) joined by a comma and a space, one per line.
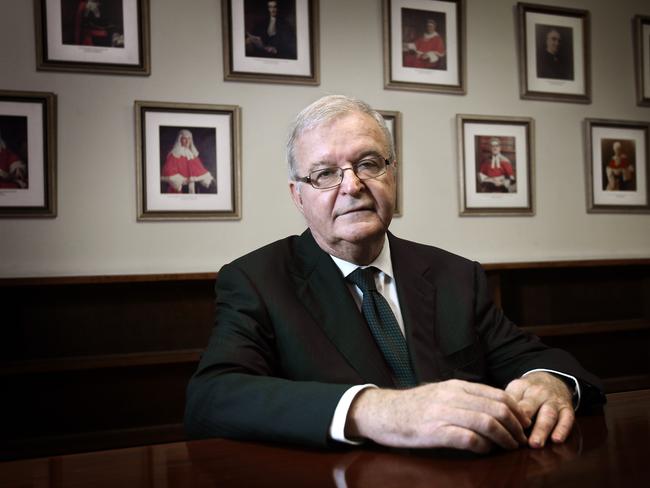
602, 139, 636, 192
476, 136, 517, 193
61, 0, 125, 48
0, 117, 28, 190
402, 9, 446, 70
160, 128, 216, 195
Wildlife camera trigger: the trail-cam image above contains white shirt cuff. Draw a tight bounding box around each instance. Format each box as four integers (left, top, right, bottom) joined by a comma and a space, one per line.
329, 384, 376, 445
523, 368, 581, 410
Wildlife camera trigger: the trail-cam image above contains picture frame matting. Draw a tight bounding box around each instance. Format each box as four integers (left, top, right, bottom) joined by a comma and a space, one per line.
516, 2, 591, 103
34, 0, 151, 75
383, 0, 466, 95
222, 0, 320, 85
457, 114, 535, 216
584, 118, 650, 214
135, 101, 242, 221
0, 90, 57, 218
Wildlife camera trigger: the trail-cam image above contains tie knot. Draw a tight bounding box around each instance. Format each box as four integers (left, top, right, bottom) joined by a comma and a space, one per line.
347, 267, 377, 292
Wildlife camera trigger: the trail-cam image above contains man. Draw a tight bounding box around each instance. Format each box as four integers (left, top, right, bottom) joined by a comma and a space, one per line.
403, 18, 446, 70
605, 141, 635, 191
245, 0, 297, 60
536, 27, 572, 80
185, 95, 604, 453
0, 131, 27, 189
161, 129, 214, 194
73, 0, 124, 47
478, 137, 515, 193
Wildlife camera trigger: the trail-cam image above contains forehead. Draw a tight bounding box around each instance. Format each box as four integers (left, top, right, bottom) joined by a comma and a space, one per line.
294, 112, 387, 165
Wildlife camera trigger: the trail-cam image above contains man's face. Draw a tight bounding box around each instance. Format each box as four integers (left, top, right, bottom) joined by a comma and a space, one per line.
268, 1, 278, 17
426, 21, 436, 34
491, 142, 501, 156
289, 112, 396, 255
546, 30, 560, 54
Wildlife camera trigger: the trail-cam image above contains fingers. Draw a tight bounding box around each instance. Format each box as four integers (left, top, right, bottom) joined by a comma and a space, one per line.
505, 378, 540, 420
443, 391, 528, 447
438, 425, 492, 454
423, 403, 518, 450
505, 373, 576, 448
551, 405, 575, 444
463, 380, 531, 430
528, 402, 575, 448
437, 381, 529, 449
528, 403, 556, 448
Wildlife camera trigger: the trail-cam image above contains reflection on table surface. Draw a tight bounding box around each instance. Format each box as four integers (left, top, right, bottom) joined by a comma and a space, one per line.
0, 389, 648, 487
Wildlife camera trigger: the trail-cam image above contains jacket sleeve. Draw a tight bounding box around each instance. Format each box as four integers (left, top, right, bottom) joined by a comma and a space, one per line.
184, 262, 351, 447
472, 262, 606, 410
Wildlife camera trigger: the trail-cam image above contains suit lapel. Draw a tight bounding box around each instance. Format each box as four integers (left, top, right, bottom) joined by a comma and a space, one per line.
292, 231, 395, 386
389, 233, 442, 383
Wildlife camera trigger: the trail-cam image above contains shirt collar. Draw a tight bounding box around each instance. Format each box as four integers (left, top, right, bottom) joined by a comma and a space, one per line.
329, 234, 394, 280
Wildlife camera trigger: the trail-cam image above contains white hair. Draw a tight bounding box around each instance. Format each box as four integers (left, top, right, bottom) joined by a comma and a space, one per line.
170, 129, 199, 160
286, 95, 395, 179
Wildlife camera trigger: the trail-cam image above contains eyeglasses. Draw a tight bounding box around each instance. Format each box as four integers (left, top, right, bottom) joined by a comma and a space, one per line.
295, 157, 391, 190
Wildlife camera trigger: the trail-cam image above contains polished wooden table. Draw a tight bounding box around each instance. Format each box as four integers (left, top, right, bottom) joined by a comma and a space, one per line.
1, 389, 648, 487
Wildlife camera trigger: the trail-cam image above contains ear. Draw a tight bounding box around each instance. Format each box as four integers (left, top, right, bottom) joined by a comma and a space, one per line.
288, 180, 304, 214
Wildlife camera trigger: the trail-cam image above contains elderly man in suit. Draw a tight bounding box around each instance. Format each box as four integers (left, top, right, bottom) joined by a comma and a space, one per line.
185, 95, 604, 453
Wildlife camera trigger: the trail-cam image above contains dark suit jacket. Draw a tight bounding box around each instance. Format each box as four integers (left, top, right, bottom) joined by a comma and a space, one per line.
185, 230, 604, 447
537, 49, 574, 80
247, 16, 297, 60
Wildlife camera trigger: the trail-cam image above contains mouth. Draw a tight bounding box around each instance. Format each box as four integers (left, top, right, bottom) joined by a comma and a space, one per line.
336, 206, 375, 218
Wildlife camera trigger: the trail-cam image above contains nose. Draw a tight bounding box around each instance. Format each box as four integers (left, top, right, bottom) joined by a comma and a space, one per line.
339, 167, 364, 194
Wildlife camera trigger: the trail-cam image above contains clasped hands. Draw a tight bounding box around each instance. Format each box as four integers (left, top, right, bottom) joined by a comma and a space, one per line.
347, 372, 574, 454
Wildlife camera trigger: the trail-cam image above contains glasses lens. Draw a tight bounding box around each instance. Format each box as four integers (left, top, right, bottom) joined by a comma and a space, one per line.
356, 158, 386, 179
310, 167, 341, 189
308, 158, 388, 189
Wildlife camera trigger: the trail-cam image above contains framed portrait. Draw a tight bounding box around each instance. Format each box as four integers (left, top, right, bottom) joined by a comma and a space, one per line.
516, 3, 590, 103
634, 15, 650, 106
0, 90, 57, 218
135, 101, 242, 221
222, 0, 320, 85
378, 110, 403, 217
383, 0, 466, 94
584, 119, 649, 214
34, 0, 151, 75
457, 114, 535, 216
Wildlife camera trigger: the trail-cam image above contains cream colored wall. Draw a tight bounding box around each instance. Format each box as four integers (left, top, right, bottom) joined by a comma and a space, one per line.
0, 0, 648, 277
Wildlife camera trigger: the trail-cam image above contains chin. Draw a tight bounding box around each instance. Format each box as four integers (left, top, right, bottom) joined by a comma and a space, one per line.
337, 221, 386, 243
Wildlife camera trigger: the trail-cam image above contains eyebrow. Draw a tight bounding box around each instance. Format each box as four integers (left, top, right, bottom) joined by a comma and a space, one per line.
306, 150, 385, 172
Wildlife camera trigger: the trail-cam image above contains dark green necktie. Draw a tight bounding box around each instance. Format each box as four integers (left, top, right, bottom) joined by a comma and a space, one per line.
347, 267, 417, 388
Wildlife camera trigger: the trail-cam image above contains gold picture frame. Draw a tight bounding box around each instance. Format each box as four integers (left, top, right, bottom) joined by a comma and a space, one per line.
135, 101, 242, 221
0, 90, 57, 218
